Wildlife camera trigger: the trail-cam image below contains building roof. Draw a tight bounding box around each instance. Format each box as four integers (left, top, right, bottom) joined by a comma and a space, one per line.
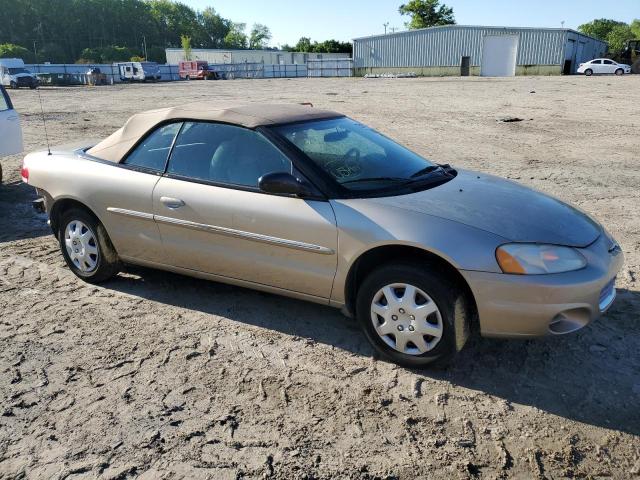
87, 103, 342, 163
352, 25, 606, 44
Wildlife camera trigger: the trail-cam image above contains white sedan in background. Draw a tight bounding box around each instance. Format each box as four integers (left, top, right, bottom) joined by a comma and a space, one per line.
578, 59, 632, 76
0, 85, 24, 183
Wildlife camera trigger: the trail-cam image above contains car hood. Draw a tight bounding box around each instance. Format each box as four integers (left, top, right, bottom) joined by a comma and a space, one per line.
369, 169, 601, 247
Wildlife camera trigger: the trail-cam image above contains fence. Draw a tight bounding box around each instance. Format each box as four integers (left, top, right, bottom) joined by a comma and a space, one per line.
26, 64, 180, 84
307, 59, 353, 77
24, 59, 352, 84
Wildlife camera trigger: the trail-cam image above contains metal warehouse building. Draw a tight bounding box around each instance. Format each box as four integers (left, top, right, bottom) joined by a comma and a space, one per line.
166, 48, 350, 65
353, 26, 607, 77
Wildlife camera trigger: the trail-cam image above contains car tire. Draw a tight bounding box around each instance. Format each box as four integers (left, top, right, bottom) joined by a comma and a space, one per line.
58, 208, 120, 283
584, 69, 593, 76
356, 262, 471, 368
615, 68, 624, 76
10, 81, 17, 89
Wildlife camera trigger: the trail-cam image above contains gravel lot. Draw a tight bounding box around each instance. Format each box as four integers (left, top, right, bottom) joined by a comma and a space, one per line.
1, 76, 639, 479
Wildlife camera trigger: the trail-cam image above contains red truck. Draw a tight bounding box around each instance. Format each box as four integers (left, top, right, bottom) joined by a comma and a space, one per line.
178, 61, 219, 80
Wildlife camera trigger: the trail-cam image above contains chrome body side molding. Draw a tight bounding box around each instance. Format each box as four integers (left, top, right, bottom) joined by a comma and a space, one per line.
107, 207, 335, 255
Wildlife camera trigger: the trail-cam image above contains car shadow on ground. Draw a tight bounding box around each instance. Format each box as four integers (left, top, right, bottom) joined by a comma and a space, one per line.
0, 180, 50, 243
106, 265, 640, 437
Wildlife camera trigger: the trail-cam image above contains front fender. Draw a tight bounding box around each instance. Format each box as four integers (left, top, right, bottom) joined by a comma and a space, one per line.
330, 199, 508, 305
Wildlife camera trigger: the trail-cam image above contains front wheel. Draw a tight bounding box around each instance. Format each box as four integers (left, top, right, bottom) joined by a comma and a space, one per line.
9, 81, 17, 89
58, 208, 120, 283
584, 69, 593, 76
615, 68, 624, 76
356, 263, 471, 368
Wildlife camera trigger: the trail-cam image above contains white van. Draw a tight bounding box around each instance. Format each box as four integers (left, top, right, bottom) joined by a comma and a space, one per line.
0, 85, 24, 182
116, 62, 161, 82
0, 58, 39, 89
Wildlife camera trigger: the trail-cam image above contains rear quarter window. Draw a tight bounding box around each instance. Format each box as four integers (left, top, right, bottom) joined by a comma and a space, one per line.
123, 123, 182, 172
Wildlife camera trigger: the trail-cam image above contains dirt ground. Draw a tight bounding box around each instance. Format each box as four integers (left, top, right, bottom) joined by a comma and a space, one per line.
1, 76, 639, 479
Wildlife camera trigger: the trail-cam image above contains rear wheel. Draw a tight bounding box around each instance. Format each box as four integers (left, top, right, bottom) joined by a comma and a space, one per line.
9, 81, 17, 89
58, 208, 120, 283
615, 68, 624, 76
356, 262, 470, 368
584, 69, 593, 76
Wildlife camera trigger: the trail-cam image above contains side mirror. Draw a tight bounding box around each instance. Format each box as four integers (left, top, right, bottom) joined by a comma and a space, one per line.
258, 172, 311, 197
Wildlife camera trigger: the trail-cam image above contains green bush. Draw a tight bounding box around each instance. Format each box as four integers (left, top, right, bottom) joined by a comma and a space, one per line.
0, 43, 35, 63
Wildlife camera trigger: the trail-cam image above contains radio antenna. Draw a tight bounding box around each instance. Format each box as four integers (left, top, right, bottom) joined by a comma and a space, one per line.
36, 87, 51, 155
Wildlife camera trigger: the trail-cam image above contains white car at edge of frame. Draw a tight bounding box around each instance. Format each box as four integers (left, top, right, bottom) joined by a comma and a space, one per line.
0, 85, 24, 183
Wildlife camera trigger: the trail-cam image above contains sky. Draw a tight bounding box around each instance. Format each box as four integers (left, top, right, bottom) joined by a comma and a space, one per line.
184, 0, 639, 47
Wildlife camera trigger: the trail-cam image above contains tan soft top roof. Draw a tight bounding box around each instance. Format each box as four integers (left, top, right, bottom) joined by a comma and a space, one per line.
87, 103, 342, 163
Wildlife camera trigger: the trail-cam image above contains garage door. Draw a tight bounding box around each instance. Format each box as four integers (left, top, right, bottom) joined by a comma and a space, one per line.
481, 35, 519, 77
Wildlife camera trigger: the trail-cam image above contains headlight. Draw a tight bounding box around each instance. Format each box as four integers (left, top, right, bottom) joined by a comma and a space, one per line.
496, 244, 586, 275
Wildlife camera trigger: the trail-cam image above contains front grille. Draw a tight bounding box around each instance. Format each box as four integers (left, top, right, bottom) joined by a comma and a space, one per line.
17, 77, 34, 86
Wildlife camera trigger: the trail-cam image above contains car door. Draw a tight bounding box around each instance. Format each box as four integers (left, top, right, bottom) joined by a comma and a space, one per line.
602, 59, 616, 74
99, 122, 182, 263
152, 121, 338, 300
590, 59, 603, 74
0, 86, 23, 156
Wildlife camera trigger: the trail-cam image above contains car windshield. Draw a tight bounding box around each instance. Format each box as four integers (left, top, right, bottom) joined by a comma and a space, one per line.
8, 68, 29, 74
273, 117, 441, 191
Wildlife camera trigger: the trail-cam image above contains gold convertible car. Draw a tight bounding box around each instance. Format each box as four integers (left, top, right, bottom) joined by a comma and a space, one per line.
22, 103, 623, 367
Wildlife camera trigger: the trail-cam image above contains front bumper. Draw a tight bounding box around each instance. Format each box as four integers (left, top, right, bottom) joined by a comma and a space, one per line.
461, 234, 624, 337
16, 77, 38, 87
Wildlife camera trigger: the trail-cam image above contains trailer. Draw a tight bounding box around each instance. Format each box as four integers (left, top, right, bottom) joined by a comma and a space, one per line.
116, 62, 161, 82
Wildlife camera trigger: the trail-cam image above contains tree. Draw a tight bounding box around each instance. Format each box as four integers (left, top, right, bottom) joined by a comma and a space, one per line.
607, 24, 635, 51
0, 0, 269, 62
294, 37, 312, 52
398, 0, 455, 30
249, 24, 271, 50
224, 23, 248, 49
313, 39, 352, 54
630, 19, 640, 39
181, 35, 192, 60
0, 43, 35, 63
37, 43, 67, 63
578, 19, 627, 41
578, 18, 639, 52
199, 7, 231, 48
146, 46, 167, 63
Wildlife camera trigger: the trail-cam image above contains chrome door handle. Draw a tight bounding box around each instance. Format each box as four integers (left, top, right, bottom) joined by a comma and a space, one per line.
160, 196, 185, 209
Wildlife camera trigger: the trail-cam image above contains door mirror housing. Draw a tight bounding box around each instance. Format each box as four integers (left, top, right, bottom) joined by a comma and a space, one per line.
258, 172, 312, 197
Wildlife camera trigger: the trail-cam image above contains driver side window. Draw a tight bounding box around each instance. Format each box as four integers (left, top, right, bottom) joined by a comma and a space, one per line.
167, 122, 292, 188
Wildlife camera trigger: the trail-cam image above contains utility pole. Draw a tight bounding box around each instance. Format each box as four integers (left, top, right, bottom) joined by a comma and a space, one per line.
383, 22, 389, 34
33, 41, 38, 62
390, 27, 398, 33
142, 35, 148, 60
561, 21, 565, 28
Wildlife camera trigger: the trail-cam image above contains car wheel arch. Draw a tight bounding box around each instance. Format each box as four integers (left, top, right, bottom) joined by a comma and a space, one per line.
342, 244, 479, 329
49, 197, 104, 237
